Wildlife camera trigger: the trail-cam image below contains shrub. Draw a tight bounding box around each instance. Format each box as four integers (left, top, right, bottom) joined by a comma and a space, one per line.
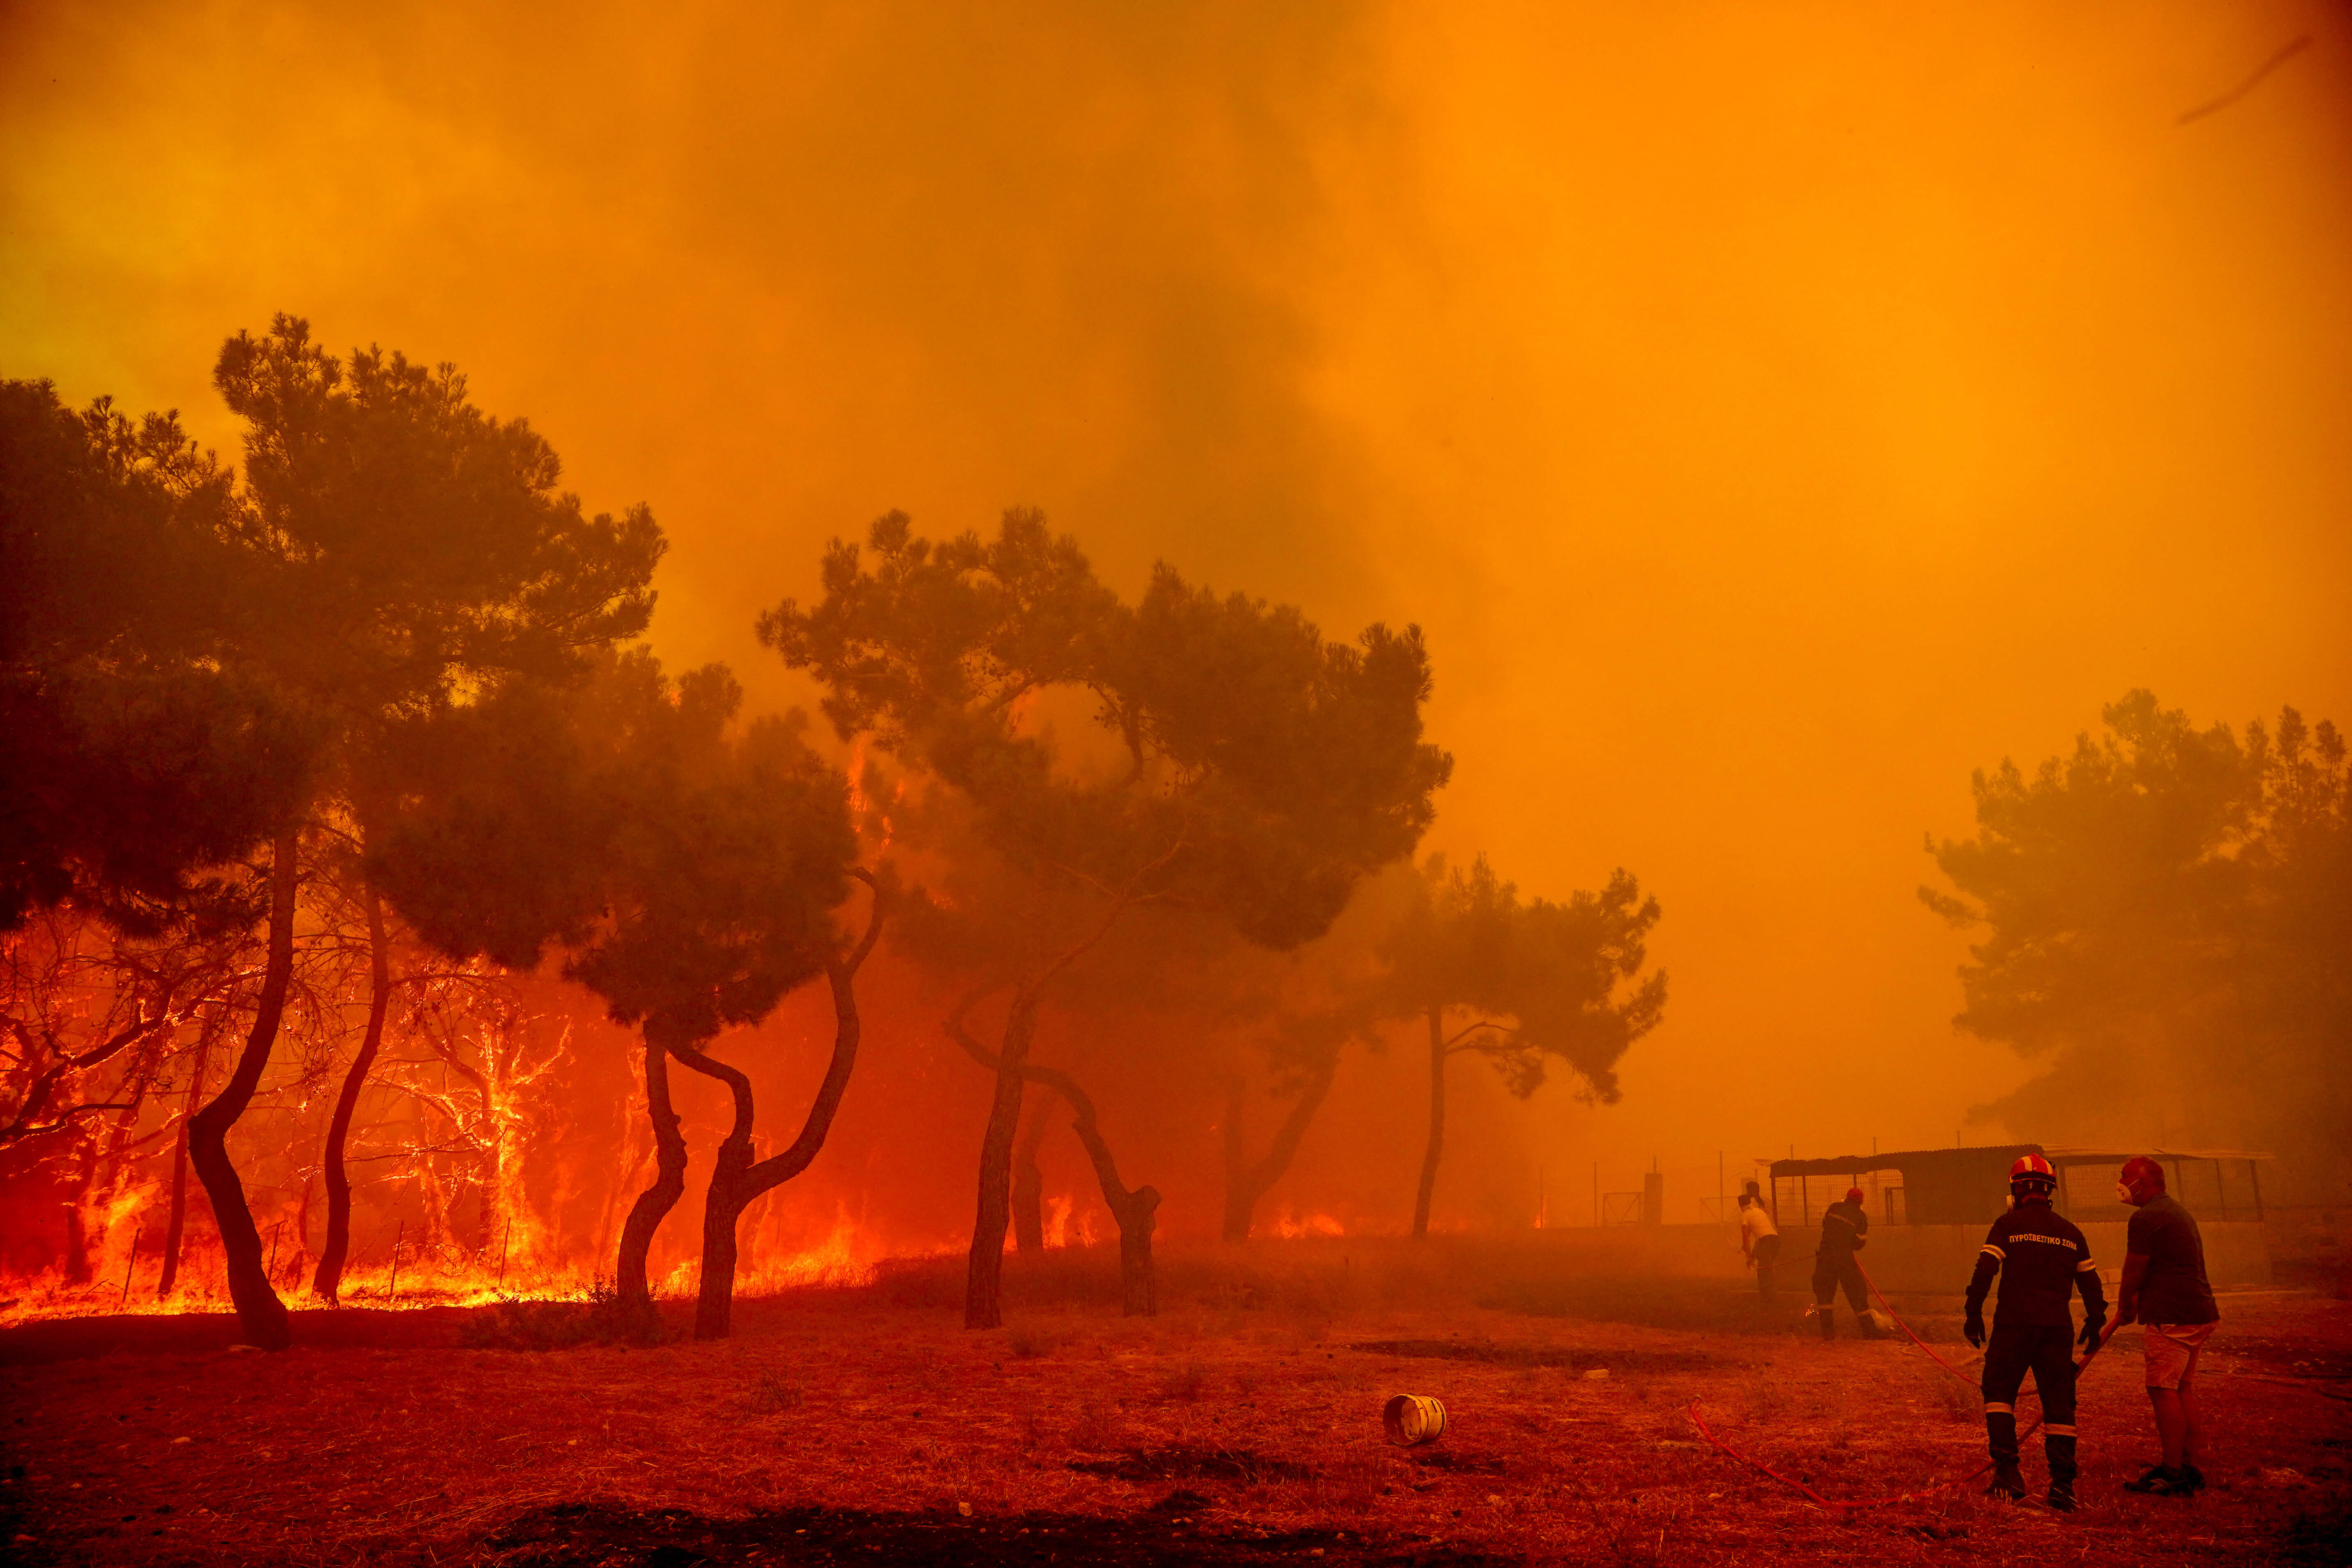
458, 1278, 663, 1350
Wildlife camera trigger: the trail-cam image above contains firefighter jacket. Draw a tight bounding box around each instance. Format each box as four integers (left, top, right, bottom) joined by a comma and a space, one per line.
1965, 1200, 2108, 1330
1817, 1199, 1868, 1262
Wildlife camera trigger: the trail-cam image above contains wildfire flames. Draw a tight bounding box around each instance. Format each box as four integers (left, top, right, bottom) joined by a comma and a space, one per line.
0, 1153, 1198, 1327
1267, 1209, 1348, 1241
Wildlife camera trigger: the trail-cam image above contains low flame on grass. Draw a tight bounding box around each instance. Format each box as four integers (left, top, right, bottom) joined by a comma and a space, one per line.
0, 1248, 607, 1326
738, 1214, 884, 1291
0, 1202, 967, 1326
1268, 1207, 1346, 1239
1039, 1195, 1105, 1249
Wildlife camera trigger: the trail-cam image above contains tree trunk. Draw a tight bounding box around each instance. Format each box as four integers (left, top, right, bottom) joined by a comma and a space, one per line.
54, 1089, 152, 1287
948, 1008, 1158, 1318
679, 924, 880, 1341
1220, 1072, 1248, 1242
157, 1025, 215, 1298
184, 825, 299, 1350
89, 1093, 150, 1286
963, 989, 1038, 1329
474, 1136, 499, 1256
313, 881, 391, 1303
60, 1135, 95, 1284
678, 1041, 755, 1341
1011, 1085, 1048, 1255
1412, 1003, 1445, 1239
614, 1023, 689, 1321
1054, 1080, 1159, 1317
1223, 1052, 1340, 1243
1116, 1186, 1160, 1315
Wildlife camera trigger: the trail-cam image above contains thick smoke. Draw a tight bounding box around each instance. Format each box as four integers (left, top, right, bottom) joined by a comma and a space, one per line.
3, 0, 2349, 1271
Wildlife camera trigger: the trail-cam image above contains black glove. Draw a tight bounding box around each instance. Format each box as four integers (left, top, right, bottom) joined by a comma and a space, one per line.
1964, 1313, 1985, 1349
2078, 1317, 2105, 1351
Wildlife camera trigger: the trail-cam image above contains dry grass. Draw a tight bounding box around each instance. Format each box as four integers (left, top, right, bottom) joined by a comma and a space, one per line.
2, 1239, 2347, 1566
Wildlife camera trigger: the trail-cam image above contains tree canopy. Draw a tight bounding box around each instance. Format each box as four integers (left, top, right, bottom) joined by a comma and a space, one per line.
1380, 853, 1666, 1105
1369, 852, 1666, 1236
0, 379, 315, 931
214, 316, 664, 716
191, 314, 667, 1349
761, 507, 1452, 948
764, 507, 1454, 1323
372, 648, 870, 1324
1923, 689, 2350, 1162
377, 650, 856, 1046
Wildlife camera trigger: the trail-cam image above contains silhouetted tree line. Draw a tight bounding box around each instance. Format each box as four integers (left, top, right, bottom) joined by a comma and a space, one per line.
2, 316, 1669, 1349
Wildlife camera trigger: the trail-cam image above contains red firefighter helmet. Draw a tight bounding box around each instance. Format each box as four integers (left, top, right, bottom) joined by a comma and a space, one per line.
2009, 1153, 2057, 1200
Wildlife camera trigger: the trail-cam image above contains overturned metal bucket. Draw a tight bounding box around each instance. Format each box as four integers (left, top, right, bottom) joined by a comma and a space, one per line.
1383, 1393, 1446, 1446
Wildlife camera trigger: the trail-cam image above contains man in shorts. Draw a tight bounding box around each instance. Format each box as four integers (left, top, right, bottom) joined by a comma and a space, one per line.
1738, 1190, 1780, 1296
2114, 1154, 2220, 1497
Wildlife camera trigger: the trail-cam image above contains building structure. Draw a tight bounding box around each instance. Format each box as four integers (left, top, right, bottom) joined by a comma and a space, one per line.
1762, 1145, 2274, 1292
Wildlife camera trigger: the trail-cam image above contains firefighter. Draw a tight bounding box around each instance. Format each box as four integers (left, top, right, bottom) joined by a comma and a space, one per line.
1965, 1153, 2107, 1511
1810, 1186, 1880, 1339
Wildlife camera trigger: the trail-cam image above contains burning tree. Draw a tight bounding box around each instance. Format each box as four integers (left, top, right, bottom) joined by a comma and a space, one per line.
762, 508, 1452, 1324
357, 958, 572, 1272
906, 825, 1259, 1313
2, 374, 321, 1308
0, 842, 379, 1306
1216, 862, 1419, 1243
1373, 854, 1667, 1238
0, 908, 248, 1290
5, 322, 675, 1344
171, 315, 663, 1348
375, 650, 881, 1337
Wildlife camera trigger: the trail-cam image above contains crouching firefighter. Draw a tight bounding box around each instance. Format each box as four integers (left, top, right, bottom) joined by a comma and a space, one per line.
1965, 1154, 2108, 1511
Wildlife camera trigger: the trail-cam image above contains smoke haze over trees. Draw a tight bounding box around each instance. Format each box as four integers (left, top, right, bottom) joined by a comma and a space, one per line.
7, 302, 2347, 1340
761, 507, 1454, 1323
6, 0, 2350, 1183
0, 325, 1662, 1338
1924, 690, 2351, 1169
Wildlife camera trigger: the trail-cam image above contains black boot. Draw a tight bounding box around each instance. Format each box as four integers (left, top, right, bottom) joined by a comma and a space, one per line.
2124, 1464, 2190, 1496
2045, 1433, 2078, 1511
1985, 1412, 2024, 1499
1815, 1304, 1835, 1340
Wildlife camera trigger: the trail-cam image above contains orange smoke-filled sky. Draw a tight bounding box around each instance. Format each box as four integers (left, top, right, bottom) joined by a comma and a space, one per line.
6, 2, 2350, 1205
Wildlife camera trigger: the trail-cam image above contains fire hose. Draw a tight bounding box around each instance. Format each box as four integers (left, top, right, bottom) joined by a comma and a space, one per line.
1687, 1259, 2121, 1511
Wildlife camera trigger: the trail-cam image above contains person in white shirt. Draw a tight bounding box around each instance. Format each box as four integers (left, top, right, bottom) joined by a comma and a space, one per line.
1738, 1190, 1781, 1296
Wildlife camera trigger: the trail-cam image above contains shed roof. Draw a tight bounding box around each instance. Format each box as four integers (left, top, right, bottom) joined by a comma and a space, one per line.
2041, 1147, 2276, 1165
1767, 1144, 2037, 1178
1765, 1144, 2275, 1177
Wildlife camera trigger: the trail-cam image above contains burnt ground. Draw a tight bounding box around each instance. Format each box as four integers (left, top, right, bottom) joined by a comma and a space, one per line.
3, 1249, 2350, 1567
1347, 1339, 1717, 1374
0, 1306, 477, 1365
476, 1498, 1508, 1566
